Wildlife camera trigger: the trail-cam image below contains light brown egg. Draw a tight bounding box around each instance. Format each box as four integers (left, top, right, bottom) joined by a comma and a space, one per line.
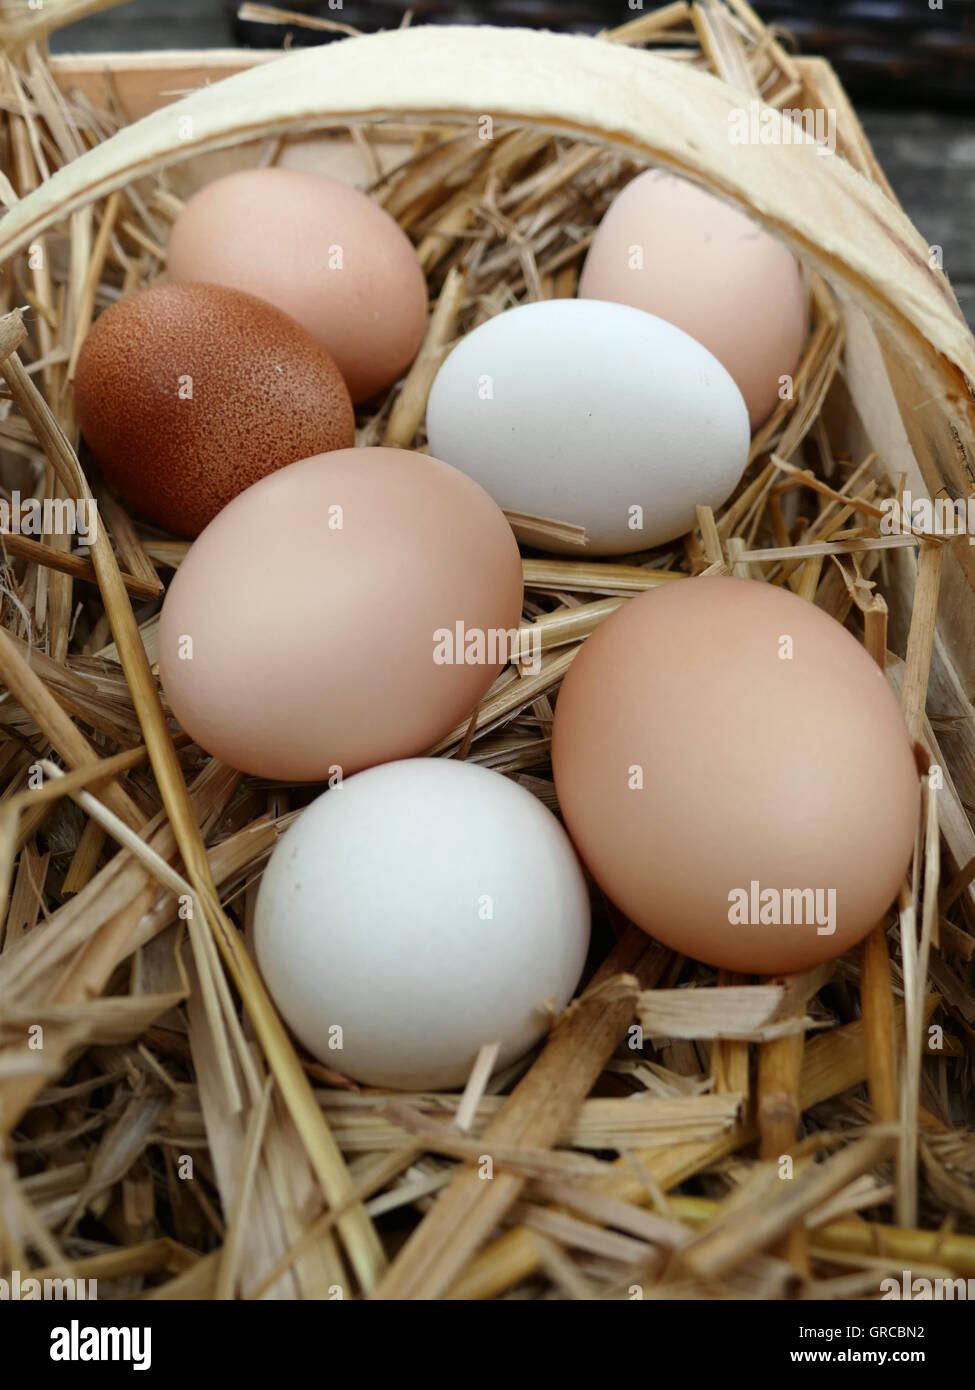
74, 281, 354, 537
167, 167, 428, 402
158, 447, 524, 783
551, 576, 919, 975
579, 170, 807, 429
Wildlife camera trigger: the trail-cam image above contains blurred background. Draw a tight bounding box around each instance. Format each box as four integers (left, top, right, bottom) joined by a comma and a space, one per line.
47, 0, 975, 104
48, 1, 975, 317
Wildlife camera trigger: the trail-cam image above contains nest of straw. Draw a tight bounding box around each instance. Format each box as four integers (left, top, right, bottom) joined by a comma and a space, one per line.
0, 0, 974, 1301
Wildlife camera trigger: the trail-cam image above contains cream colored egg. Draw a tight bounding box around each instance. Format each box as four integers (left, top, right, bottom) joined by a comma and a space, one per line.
580, 170, 807, 428
168, 167, 428, 401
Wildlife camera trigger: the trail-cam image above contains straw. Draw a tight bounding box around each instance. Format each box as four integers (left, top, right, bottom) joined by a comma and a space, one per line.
0, 0, 972, 1303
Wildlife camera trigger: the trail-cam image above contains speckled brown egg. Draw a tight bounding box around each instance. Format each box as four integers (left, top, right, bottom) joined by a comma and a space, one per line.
73, 281, 355, 537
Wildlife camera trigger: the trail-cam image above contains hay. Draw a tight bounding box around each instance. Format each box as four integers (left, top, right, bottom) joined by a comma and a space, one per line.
0, 0, 974, 1301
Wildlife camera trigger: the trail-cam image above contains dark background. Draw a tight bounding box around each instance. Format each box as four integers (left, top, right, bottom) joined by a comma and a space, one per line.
48, 0, 975, 319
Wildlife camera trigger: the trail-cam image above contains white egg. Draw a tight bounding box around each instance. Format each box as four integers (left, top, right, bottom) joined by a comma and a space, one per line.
254, 758, 591, 1090
425, 298, 750, 555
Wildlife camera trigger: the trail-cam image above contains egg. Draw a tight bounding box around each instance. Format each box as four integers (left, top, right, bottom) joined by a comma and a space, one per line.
74, 282, 354, 538
551, 576, 919, 975
167, 167, 428, 402
425, 299, 749, 556
254, 758, 591, 1090
158, 447, 523, 782
579, 170, 808, 429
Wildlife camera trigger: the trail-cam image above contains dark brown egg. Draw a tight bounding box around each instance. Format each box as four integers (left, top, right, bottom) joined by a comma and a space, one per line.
73, 281, 355, 537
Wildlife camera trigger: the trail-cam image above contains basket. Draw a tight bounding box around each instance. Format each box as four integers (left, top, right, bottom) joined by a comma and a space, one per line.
1, 0, 974, 1302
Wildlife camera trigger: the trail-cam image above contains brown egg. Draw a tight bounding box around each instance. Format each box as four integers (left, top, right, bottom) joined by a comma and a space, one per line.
158, 447, 524, 782
73, 281, 354, 537
167, 168, 428, 403
552, 576, 919, 975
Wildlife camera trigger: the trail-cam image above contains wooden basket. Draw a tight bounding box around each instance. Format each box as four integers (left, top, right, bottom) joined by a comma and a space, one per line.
1, 0, 974, 1301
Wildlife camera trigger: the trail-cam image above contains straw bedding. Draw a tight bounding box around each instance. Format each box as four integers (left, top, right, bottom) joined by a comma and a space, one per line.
0, 0, 973, 1300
